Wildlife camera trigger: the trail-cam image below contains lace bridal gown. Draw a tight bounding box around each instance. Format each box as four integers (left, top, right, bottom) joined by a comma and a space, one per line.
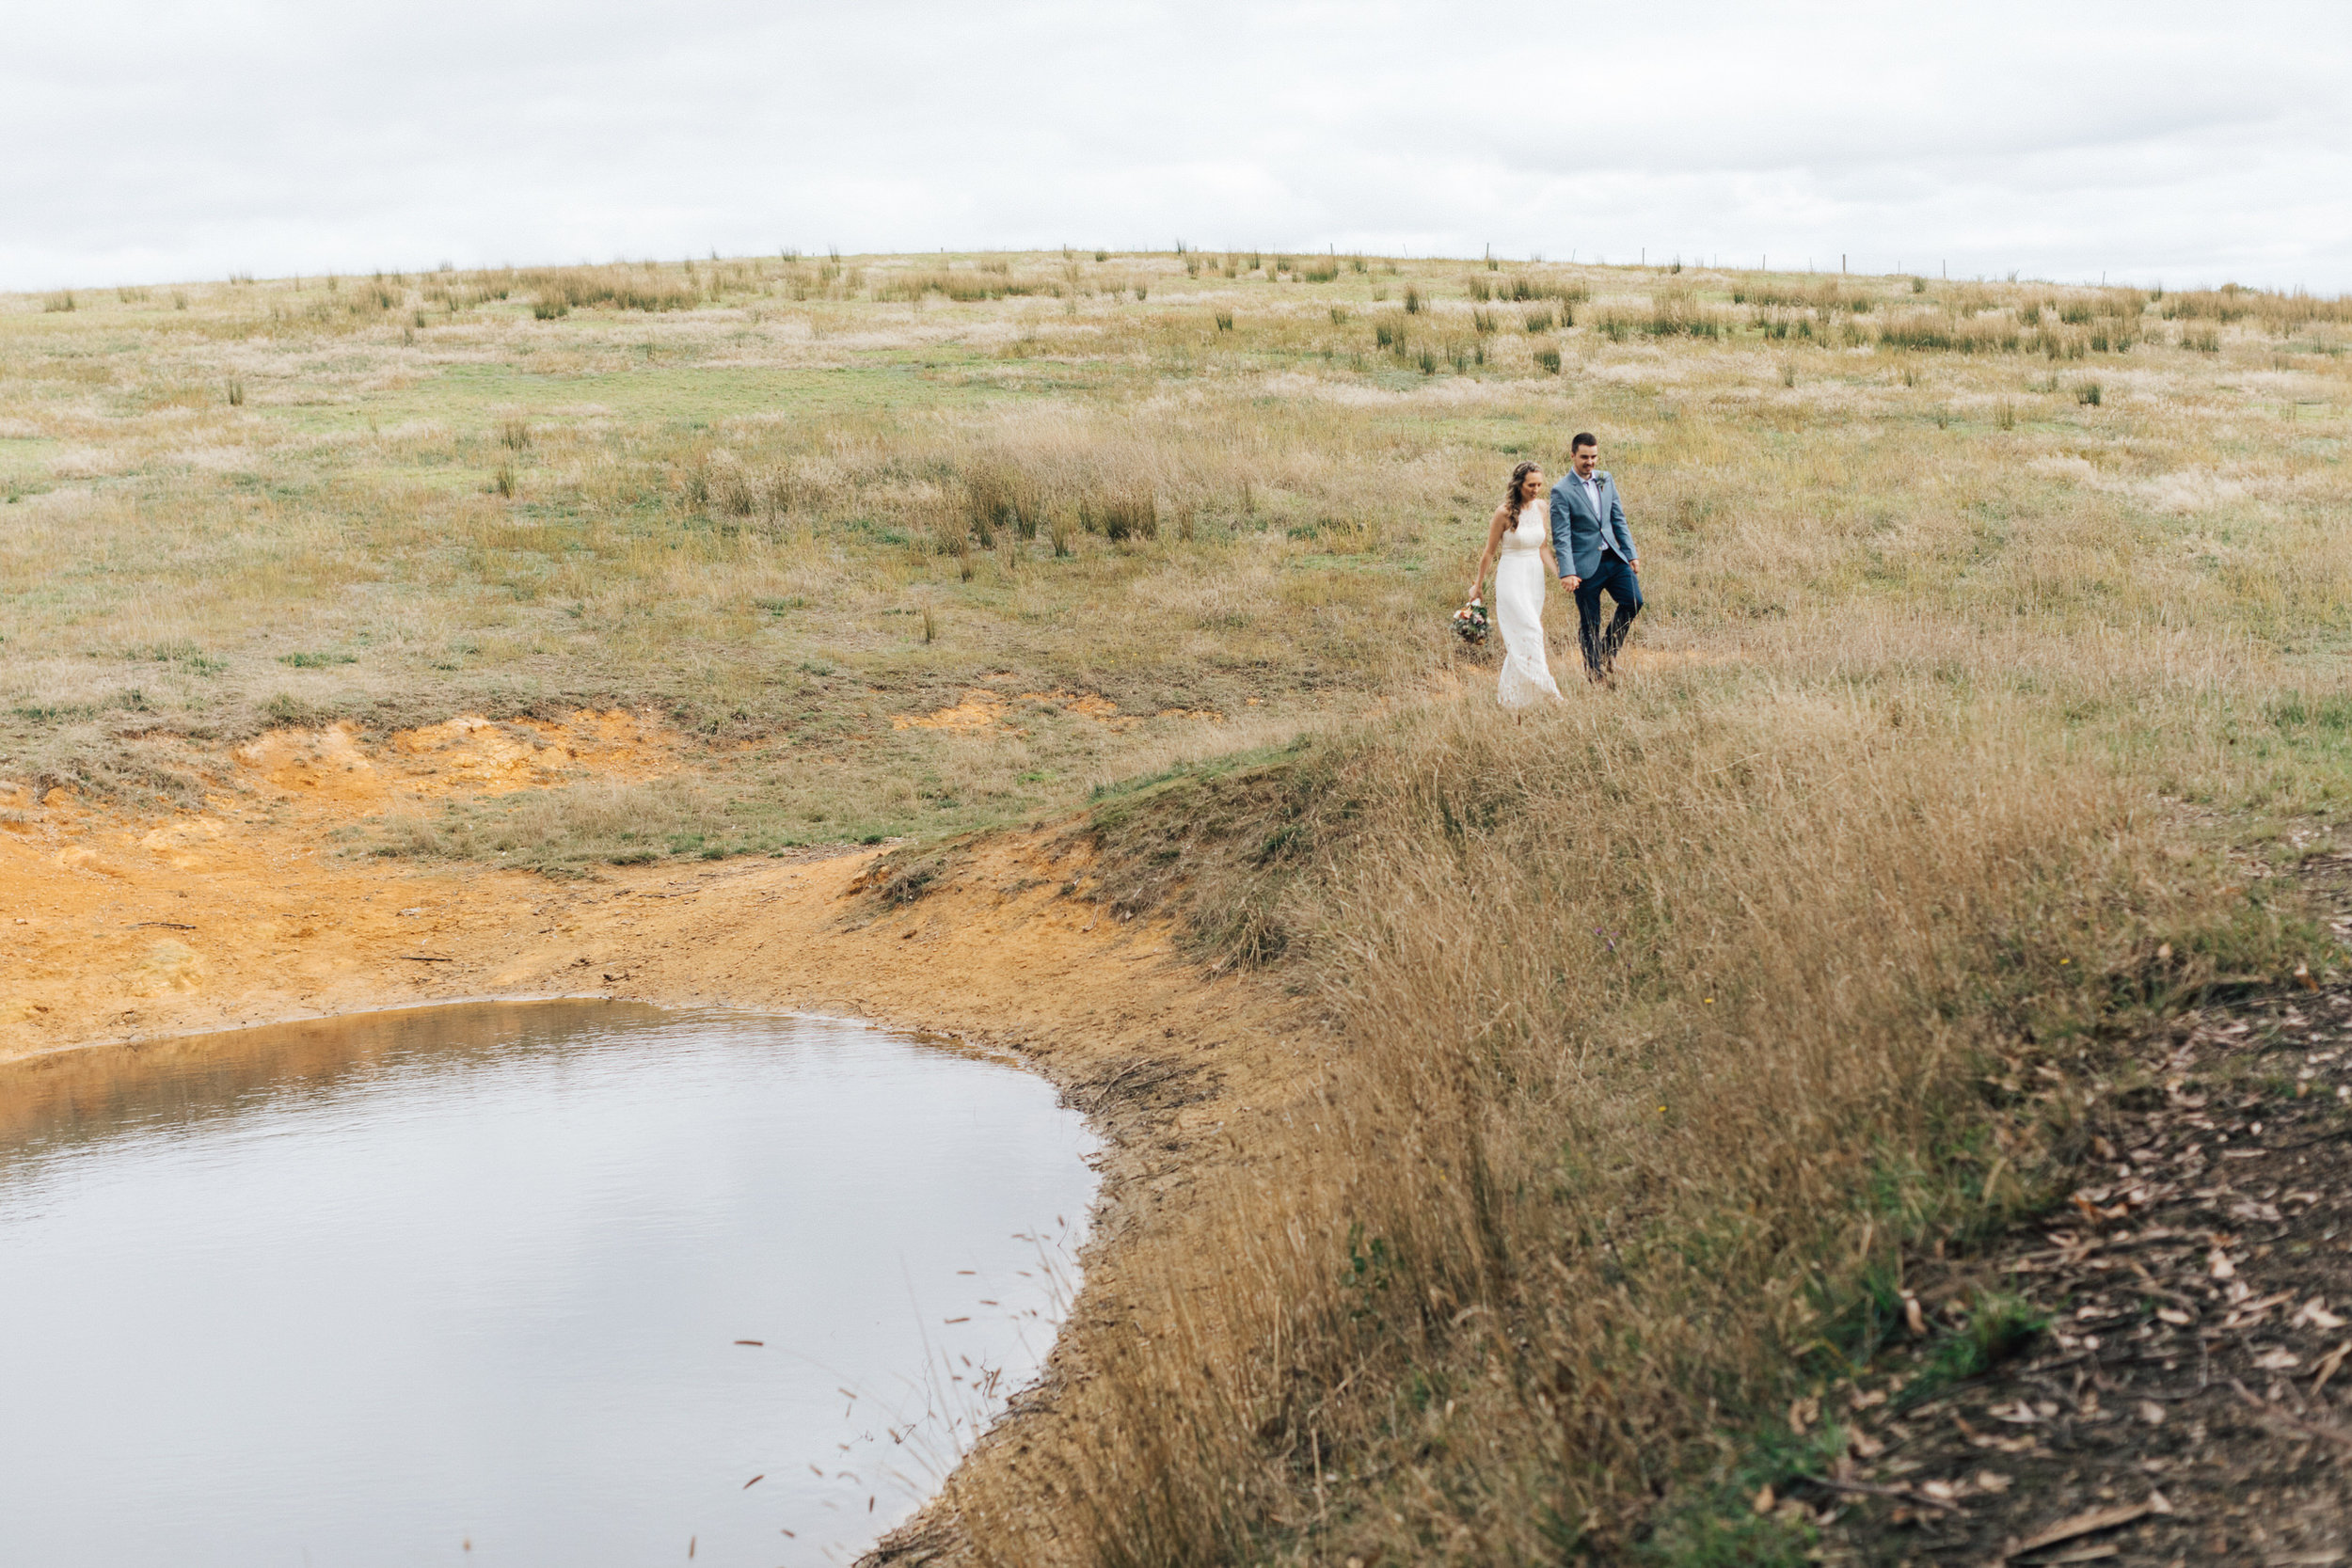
1494, 502, 1563, 707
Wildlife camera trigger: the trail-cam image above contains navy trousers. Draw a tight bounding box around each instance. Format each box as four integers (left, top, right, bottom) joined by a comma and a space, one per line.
1573, 554, 1643, 679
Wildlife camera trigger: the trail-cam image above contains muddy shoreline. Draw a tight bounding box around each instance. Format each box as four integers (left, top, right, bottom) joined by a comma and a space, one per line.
2, 726, 1303, 1567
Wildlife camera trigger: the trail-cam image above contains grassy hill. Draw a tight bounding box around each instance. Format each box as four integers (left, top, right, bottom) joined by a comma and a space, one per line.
6, 250, 2350, 1560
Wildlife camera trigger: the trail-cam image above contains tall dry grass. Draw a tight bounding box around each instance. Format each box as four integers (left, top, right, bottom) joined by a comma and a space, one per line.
972, 663, 2305, 1564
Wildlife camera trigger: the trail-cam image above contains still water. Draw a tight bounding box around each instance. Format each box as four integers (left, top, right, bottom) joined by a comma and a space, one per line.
0, 1002, 1098, 1567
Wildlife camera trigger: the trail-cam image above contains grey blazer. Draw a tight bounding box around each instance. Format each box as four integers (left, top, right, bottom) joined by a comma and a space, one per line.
1548, 471, 1636, 579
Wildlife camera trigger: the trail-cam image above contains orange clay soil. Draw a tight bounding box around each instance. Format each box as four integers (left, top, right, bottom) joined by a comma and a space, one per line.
0, 713, 1319, 1566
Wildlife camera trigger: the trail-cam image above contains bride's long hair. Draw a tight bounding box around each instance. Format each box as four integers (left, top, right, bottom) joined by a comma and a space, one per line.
1503, 460, 1541, 517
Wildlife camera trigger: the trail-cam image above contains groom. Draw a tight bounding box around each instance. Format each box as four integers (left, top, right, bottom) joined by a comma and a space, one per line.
1549, 433, 1642, 681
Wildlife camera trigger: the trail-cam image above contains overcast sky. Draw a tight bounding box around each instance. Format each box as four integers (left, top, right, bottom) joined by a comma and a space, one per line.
7, 0, 2347, 293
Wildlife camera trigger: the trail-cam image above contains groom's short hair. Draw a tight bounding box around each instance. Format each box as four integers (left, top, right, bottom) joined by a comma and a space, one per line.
1570, 432, 1597, 451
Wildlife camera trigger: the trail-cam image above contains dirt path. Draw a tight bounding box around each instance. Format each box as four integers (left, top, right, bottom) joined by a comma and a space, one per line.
1807, 856, 2352, 1567
2, 719, 1316, 1566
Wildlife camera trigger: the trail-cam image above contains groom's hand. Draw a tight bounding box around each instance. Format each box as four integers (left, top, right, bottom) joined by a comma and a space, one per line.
1562, 575, 1581, 590
1629, 560, 1640, 574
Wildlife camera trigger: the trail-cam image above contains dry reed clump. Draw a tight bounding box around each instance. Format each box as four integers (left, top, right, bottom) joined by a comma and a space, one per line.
2158, 283, 2352, 330
518, 265, 701, 315
975, 683, 2286, 1565
872, 262, 1064, 304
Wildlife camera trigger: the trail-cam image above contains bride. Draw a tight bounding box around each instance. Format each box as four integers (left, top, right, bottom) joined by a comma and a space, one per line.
1468, 460, 1565, 707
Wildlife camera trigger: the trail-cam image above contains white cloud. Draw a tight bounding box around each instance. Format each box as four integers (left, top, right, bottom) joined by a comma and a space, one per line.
6, 0, 2345, 290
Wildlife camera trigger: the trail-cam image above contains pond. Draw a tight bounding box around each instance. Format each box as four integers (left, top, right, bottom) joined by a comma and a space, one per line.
0, 1001, 1098, 1566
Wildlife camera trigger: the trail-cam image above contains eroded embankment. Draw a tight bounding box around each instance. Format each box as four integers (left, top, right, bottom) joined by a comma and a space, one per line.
1, 716, 1308, 1567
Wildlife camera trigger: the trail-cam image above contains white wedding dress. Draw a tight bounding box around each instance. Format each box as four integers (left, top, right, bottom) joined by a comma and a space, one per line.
1495, 503, 1563, 707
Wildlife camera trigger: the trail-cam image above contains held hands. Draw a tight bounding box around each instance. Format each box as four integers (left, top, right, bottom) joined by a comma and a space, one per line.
1561, 575, 1581, 590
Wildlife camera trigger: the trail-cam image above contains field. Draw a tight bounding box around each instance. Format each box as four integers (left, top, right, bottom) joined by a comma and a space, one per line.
6, 250, 2352, 1561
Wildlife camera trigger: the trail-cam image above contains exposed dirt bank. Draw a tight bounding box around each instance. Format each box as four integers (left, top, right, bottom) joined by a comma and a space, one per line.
2, 719, 1316, 1566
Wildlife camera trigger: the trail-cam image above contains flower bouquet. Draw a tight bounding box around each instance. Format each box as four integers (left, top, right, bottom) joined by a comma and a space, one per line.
1452, 597, 1490, 646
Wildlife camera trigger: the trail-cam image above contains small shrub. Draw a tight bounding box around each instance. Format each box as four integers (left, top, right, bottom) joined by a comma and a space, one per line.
1522, 308, 1553, 334
226, 378, 245, 406
42, 292, 75, 313
1403, 286, 1423, 315
1084, 488, 1158, 542
1534, 347, 1562, 374
2076, 382, 2103, 406
1471, 309, 1498, 335
498, 418, 532, 451
1897, 1293, 2049, 1412
1215, 311, 1234, 332
964, 459, 1042, 542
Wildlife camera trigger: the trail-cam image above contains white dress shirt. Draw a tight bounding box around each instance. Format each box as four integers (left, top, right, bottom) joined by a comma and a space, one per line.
1581, 473, 1620, 560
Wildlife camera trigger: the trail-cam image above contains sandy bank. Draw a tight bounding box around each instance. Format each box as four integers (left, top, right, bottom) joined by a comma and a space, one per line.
1, 721, 1316, 1566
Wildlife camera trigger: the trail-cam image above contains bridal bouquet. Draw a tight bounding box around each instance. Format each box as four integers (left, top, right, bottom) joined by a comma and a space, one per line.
1452, 597, 1490, 645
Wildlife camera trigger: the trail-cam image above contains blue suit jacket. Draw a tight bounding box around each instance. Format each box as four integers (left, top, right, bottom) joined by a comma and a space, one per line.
1548, 471, 1636, 579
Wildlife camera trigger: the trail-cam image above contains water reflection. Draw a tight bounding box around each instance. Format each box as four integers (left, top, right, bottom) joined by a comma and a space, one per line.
0, 1002, 1096, 1567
